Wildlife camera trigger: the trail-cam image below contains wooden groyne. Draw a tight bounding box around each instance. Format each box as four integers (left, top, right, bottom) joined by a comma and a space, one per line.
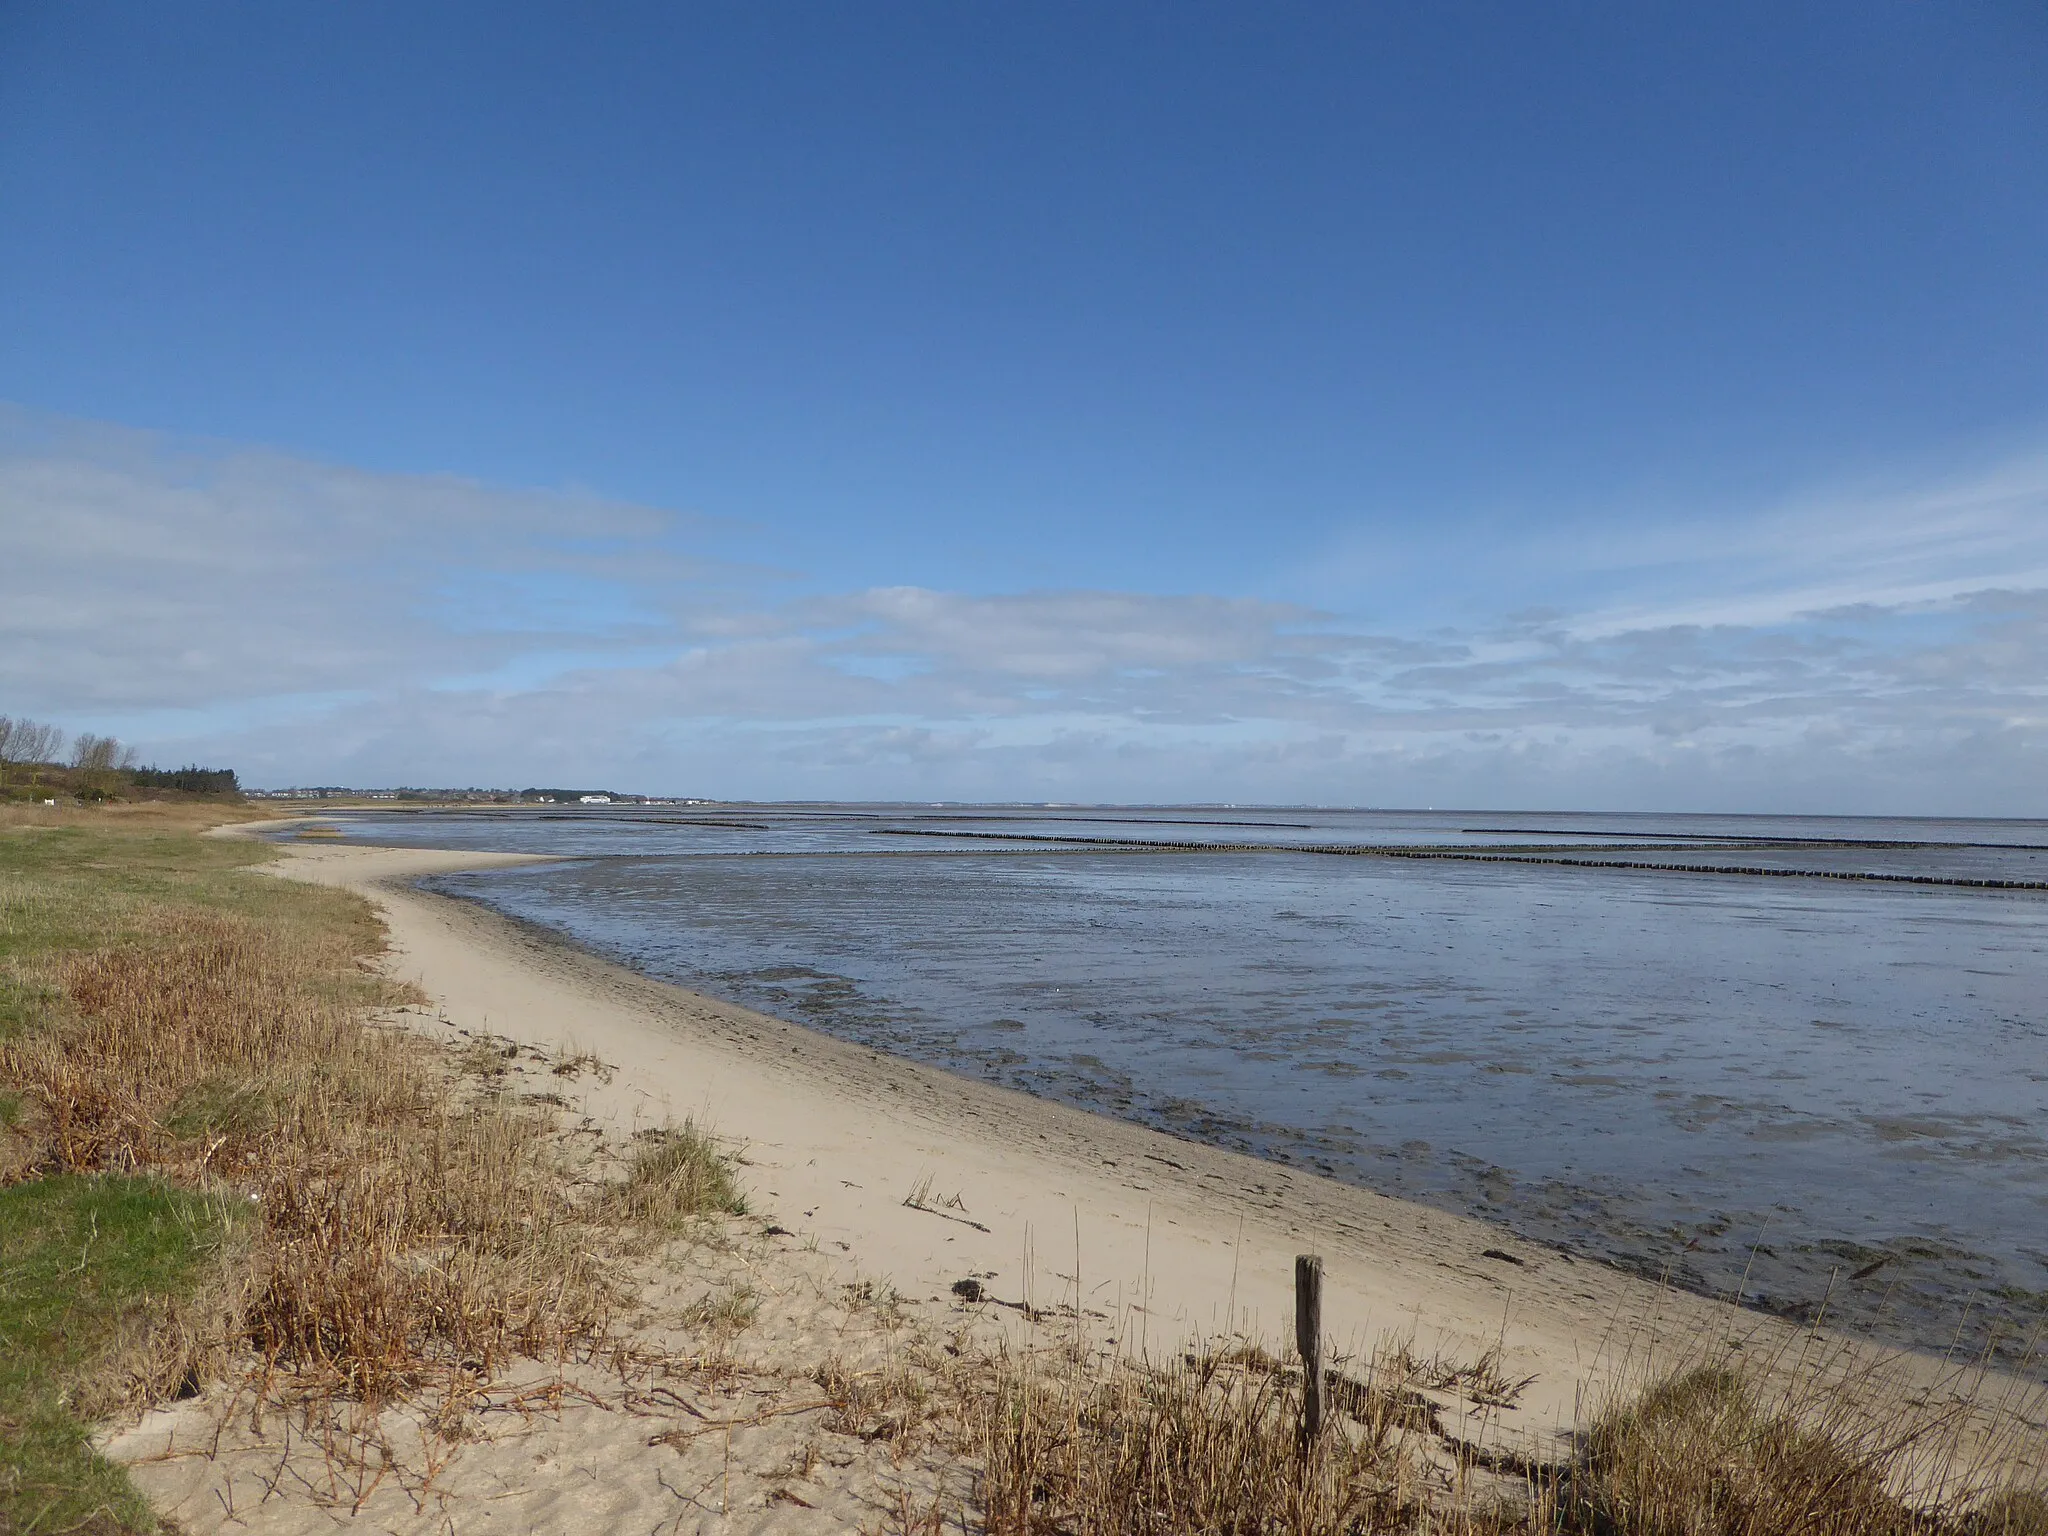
870, 828, 2048, 891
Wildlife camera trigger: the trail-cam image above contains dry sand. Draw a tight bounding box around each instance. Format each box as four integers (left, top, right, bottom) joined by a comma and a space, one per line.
103, 834, 2042, 1532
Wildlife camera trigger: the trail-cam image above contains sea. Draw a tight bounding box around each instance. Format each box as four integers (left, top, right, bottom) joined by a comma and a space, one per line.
275, 803, 2048, 1362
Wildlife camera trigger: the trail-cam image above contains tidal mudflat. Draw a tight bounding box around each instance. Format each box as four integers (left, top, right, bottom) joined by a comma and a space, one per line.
308, 804, 2048, 1361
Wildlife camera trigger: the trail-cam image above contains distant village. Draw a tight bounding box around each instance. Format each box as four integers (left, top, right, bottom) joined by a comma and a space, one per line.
245, 787, 712, 805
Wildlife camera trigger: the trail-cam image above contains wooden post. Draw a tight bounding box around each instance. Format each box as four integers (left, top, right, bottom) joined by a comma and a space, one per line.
1295, 1253, 1323, 1455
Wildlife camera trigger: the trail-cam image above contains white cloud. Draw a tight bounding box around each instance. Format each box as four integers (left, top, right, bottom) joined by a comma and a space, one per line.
0, 407, 710, 710
5, 407, 2046, 813
1549, 451, 2048, 637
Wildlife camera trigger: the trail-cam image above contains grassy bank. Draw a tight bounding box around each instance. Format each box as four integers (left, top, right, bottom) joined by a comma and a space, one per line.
0, 809, 301, 1530
0, 808, 743, 1532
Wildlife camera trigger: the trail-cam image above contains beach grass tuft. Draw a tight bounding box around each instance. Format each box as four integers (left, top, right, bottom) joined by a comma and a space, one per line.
1554, 1352, 2048, 1536
609, 1121, 748, 1228
1567, 1362, 1907, 1534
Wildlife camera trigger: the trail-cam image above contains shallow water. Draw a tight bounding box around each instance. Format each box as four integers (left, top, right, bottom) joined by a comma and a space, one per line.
294, 804, 2048, 1359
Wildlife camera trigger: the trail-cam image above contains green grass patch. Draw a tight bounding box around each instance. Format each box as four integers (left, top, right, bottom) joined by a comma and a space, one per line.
0, 1174, 240, 1535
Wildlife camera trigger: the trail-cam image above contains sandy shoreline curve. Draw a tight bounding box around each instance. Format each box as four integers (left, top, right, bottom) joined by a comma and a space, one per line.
207, 828, 2037, 1465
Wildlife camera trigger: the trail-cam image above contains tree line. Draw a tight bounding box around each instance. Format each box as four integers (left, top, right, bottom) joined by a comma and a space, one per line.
0, 716, 238, 798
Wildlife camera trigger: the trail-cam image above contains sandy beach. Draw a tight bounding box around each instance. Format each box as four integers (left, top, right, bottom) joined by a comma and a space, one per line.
105, 833, 2046, 1532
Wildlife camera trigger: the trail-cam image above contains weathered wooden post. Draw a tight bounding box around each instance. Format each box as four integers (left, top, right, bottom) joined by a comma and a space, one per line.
1295, 1253, 1323, 1456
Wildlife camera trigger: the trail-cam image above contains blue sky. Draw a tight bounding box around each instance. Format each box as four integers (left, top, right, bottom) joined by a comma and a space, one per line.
2, 4, 2045, 810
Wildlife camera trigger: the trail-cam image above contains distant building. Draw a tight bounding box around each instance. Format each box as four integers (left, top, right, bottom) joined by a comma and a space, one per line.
579, 794, 612, 804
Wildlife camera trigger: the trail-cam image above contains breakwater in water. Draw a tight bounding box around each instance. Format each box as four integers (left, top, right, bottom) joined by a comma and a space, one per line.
871, 826, 2048, 889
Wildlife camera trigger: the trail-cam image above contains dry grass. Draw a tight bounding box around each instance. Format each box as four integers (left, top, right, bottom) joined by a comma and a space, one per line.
5, 915, 619, 1405
1558, 1352, 2048, 1536
963, 1337, 1516, 1535
679, 1281, 762, 1335
952, 1329, 2048, 1536
606, 1122, 748, 1232
816, 1354, 941, 1447
0, 799, 276, 833
1569, 1363, 1907, 1534
0, 815, 746, 1529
